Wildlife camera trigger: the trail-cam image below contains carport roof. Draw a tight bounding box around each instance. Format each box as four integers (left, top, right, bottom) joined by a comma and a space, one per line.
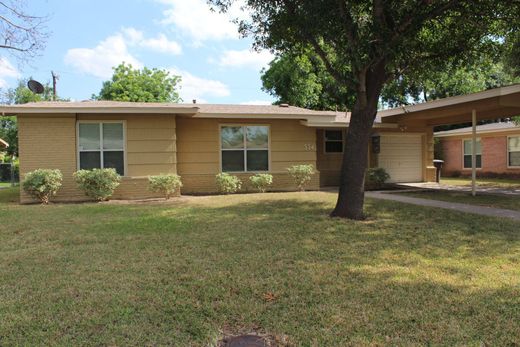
381, 84, 520, 126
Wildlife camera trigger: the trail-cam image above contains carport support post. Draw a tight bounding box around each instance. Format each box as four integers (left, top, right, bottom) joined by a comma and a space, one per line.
471, 109, 477, 196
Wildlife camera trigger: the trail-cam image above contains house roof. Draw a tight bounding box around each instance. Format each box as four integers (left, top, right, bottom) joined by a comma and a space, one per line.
0, 138, 8, 148
435, 122, 520, 137
381, 84, 520, 126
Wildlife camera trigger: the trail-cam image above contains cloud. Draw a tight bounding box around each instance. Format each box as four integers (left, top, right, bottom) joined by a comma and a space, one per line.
169, 68, 230, 103
239, 100, 273, 105
217, 49, 274, 70
0, 57, 20, 88
65, 29, 182, 79
157, 0, 247, 43
64, 34, 142, 79
122, 27, 182, 55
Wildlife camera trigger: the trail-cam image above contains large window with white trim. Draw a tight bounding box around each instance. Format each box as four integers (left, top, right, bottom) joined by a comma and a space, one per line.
220, 125, 269, 172
508, 136, 520, 167
463, 138, 482, 169
78, 122, 125, 175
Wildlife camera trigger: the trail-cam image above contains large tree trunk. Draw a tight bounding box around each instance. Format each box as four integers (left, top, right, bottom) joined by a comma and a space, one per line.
330, 106, 377, 219
330, 64, 386, 220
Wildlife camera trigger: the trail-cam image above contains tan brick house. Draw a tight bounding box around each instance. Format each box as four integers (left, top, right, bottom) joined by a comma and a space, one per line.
435, 122, 520, 177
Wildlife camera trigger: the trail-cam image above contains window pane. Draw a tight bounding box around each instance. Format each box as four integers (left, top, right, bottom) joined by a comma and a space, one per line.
80, 152, 101, 170
509, 152, 520, 166
508, 137, 520, 152
325, 130, 343, 141
464, 139, 481, 155
464, 154, 482, 168
325, 141, 343, 153
222, 150, 244, 171
247, 150, 268, 171
103, 151, 124, 175
221, 126, 244, 149
246, 126, 268, 148
79, 123, 100, 150
103, 123, 124, 150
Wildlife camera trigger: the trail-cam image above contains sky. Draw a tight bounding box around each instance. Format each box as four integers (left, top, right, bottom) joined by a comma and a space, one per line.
0, 0, 277, 104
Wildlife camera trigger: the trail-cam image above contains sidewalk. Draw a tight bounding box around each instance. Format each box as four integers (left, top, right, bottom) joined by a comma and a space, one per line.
398, 182, 520, 196
366, 190, 520, 222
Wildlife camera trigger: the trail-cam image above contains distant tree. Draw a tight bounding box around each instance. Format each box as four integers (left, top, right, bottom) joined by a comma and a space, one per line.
94, 63, 182, 103
211, 0, 520, 220
0, 0, 49, 61
0, 78, 62, 157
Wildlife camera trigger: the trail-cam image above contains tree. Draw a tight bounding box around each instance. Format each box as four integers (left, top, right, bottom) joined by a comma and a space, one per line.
0, 0, 49, 60
211, 0, 519, 220
94, 63, 182, 103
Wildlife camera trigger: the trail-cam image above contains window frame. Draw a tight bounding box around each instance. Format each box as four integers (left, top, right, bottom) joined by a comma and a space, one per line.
507, 135, 520, 168
462, 138, 482, 170
76, 120, 127, 176
219, 124, 271, 173
323, 129, 344, 154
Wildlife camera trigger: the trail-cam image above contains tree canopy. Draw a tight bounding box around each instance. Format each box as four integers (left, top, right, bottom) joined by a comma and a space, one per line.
94, 63, 182, 103
211, 0, 520, 219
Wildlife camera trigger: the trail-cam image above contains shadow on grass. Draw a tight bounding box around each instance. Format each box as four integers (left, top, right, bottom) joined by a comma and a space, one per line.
2, 193, 520, 345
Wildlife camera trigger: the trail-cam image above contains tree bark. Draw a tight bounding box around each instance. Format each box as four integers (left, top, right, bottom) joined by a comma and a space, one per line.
330, 63, 386, 220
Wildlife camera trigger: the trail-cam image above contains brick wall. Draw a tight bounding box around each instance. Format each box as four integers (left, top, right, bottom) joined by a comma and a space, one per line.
441, 135, 520, 176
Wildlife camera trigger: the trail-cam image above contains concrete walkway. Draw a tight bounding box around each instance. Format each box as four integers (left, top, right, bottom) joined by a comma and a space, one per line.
366, 190, 520, 222
398, 182, 520, 196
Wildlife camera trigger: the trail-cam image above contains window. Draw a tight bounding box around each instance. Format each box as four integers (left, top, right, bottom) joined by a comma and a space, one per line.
508, 136, 520, 167
221, 125, 269, 172
463, 138, 482, 169
324, 130, 344, 153
78, 122, 125, 175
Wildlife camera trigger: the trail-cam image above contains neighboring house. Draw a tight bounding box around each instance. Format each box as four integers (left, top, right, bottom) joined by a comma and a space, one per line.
0, 84, 519, 203
435, 122, 520, 177
0, 138, 8, 149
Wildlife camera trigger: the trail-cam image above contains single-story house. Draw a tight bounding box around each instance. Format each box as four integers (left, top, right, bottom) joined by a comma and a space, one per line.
435, 122, 520, 177
1, 84, 519, 203
0, 138, 8, 149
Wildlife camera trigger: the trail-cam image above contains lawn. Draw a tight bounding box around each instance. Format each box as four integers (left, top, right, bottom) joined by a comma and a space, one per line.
441, 176, 520, 189
395, 190, 520, 212
1, 187, 520, 346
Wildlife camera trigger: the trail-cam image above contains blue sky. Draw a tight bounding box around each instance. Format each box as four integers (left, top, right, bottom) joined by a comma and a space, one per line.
0, 0, 276, 104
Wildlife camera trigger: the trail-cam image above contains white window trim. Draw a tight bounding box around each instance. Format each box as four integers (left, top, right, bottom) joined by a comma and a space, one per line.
219, 124, 271, 173
76, 120, 127, 176
507, 135, 520, 169
323, 129, 344, 154
462, 138, 482, 170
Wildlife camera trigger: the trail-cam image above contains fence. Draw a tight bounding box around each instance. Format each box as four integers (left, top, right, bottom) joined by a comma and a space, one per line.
0, 163, 19, 186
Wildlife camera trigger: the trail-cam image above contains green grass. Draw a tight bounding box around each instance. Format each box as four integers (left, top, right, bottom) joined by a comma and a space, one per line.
441, 176, 520, 189
395, 190, 520, 212
1, 187, 520, 346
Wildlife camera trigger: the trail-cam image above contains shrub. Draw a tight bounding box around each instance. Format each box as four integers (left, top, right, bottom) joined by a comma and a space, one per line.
73, 168, 121, 201
148, 174, 183, 199
22, 169, 63, 204
365, 167, 390, 190
287, 164, 315, 191
249, 173, 273, 193
215, 173, 242, 194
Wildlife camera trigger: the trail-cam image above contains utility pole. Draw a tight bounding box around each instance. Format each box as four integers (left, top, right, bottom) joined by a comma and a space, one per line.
51, 71, 59, 101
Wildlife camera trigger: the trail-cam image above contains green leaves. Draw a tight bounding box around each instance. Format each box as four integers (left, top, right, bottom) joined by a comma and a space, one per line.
95, 63, 182, 103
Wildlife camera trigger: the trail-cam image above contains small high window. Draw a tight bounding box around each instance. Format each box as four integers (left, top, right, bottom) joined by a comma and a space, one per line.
324, 130, 344, 153
78, 122, 125, 175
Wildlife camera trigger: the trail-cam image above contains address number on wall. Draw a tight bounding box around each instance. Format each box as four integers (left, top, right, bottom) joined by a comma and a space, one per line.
304, 144, 316, 151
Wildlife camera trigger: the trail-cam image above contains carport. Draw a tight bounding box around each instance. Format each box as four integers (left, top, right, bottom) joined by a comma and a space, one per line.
382, 84, 520, 195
